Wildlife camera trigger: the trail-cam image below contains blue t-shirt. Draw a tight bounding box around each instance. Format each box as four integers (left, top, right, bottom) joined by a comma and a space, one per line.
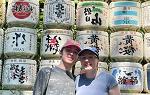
75, 72, 118, 95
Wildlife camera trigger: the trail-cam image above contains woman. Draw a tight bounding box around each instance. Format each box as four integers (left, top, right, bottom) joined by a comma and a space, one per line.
75, 47, 120, 95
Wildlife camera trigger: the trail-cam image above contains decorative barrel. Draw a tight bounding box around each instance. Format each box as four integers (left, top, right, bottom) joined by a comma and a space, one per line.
0, 90, 33, 95
76, 1, 108, 31
43, 0, 75, 29
144, 33, 150, 62
109, 1, 140, 31
0, 29, 3, 58
40, 59, 60, 69
2, 59, 37, 90
4, 27, 37, 59
76, 30, 109, 61
7, 0, 39, 28
41, 29, 72, 59
141, 1, 150, 32
143, 63, 150, 93
110, 62, 143, 93
110, 31, 143, 62
0, 0, 5, 27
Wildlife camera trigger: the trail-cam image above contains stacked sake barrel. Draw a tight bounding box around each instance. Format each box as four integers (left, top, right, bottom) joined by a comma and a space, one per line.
109, 0, 144, 94
0, 0, 39, 94
141, 1, 150, 94
74, 0, 109, 75
40, 0, 75, 69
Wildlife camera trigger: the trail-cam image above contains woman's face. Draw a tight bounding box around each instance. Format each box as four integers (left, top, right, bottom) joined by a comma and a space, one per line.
79, 51, 99, 70
61, 46, 79, 65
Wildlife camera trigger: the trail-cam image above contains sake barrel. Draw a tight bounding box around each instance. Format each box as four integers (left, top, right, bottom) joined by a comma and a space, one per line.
0, 0, 5, 27
2, 59, 37, 90
7, 0, 39, 28
144, 33, 150, 62
76, 30, 109, 61
43, 0, 75, 29
143, 63, 150, 93
0, 29, 3, 58
40, 59, 60, 69
4, 27, 37, 59
110, 62, 143, 93
76, 1, 108, 31
109, 1, 140, 31
41, 29, 72, 59
0, 90, 33, 95
110, 31, 143, 62
141, 1, 150, 32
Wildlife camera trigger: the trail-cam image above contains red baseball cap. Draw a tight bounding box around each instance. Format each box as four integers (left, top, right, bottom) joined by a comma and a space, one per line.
60, 39, 81, 52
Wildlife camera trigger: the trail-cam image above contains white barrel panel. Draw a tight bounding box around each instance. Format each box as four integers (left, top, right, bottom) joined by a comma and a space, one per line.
41, 29, 72, 59
110, 31, 143, 62
109, 1, 140, 31
4, 27, 37, 59
76, 1, 108, 30
110, 62, 143, 93
7, 0, 39, 28
76, 30, 109, 61
2, 59, 37, 90
44, 0, 75, 29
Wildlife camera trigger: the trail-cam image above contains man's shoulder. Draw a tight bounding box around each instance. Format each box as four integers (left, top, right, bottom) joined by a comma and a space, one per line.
39, 67, 53, 74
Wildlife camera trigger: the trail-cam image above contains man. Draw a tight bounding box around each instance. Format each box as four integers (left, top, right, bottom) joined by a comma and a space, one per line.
75, 47, 120, 95
33, 39, 81, 95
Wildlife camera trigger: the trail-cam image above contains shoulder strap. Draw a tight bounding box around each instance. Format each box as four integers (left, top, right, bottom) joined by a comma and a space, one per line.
44, 67, 53, 95
75, 75, 80, 91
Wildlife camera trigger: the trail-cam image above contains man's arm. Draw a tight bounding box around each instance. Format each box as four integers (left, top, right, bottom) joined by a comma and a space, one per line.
33, 67, 51, 95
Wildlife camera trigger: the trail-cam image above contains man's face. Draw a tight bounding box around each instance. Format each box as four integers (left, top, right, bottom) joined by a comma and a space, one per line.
61, 46, 80, 65
78, 51, 99, 70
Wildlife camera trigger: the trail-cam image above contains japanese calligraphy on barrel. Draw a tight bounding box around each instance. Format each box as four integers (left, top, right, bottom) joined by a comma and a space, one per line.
40, 59, 61, 69
0, 0, 5, 27
143, 63, 150, 93
41, 29, 72, 59
76, 1, 108, 31
2, 59, 37, 90
109, 1, 140, 31
110, 62, 143, 93
0, 90, 33, 95
44, 0, 75, 29
76, 30, 109, 61
4, 27, 37, 59
7, 0, 39, 28
141, 1, 150, 32
110, 31, 143, 62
